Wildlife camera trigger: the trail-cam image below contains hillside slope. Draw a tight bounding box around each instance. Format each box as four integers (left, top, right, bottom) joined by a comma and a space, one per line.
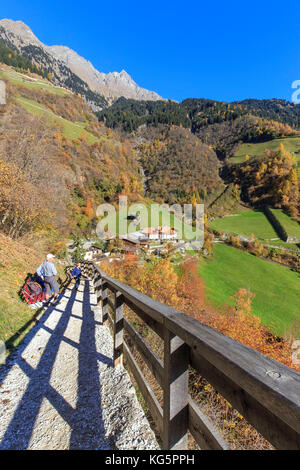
198, 243, 300, 335
0, 233, 59, 351
136, 125, 224, 205
98, 96, 300, 133
0, 65, 145, 241
0, 66, 147, 353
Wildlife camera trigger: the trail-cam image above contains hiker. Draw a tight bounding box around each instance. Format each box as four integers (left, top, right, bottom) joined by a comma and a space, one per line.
70, 263, 81, 289
36, 254, 60, 304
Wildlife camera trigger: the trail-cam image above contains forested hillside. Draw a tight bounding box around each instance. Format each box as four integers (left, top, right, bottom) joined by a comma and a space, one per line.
0, 66, 144, 249
97, 94, 300, 220
0, 41, 299, 381
1, 59, 299, 244
137, 125, 223, 205
233, 98, 300, 128
0, 42, 45, 77
230, 145, 299, 218
96, 97, 191, 132
97, 96, 300, 133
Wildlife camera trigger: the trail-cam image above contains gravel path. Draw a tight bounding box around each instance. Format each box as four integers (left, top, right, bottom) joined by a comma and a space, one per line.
0, 279, 159, 450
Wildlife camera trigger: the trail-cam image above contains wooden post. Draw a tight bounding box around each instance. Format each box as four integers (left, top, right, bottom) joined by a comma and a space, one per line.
113, 291, 124, 367
163, 327, 189, 450
91, 265, 96, 289
102, 280, 109, 326
94, 272, 102, 306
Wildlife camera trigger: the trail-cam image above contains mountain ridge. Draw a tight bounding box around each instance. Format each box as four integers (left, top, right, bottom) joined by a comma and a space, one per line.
0, 18, 162, 109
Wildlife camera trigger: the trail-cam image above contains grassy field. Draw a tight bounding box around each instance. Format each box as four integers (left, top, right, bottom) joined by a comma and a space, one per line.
0, 66, 71, 96
0, 233, 66, 352
271, 209, 300, 238
210, 210, 278, 240
265, 239, 299, 251
17, 96, 98, 144
197, 244, 300, 335
231, 136, 300, 164
1, 65, 99, 143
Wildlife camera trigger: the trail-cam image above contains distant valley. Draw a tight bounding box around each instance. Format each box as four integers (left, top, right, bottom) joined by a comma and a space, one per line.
0, 19, 299, 340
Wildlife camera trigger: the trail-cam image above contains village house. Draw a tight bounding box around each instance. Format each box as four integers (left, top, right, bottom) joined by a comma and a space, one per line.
84, 245, 103, 261
141, 226, 178, 241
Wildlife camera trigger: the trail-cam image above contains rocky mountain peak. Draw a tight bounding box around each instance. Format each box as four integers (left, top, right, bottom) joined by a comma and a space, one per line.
0, 19, 41, 46
0, 19, 163, 104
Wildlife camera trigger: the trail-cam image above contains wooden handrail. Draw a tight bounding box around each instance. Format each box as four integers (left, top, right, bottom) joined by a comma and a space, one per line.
82, 261, 300, 450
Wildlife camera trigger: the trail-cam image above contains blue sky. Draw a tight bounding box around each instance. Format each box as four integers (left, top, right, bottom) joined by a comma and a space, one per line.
2, 0, 300, 102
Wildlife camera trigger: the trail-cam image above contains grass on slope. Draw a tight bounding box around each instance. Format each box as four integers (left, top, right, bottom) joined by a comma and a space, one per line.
198, 244, 300, 336
0, 233, 44, 351
271, 209, 300, 238
0, 66, 71, 96
265, 239, 299, 251
0, 234, 66, 352
210, 210, 278, 240
231, 136, 300, 164
17, 96, 98, 144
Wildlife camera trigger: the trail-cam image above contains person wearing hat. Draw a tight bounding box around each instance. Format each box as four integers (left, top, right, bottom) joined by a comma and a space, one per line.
36, 254, 60, 304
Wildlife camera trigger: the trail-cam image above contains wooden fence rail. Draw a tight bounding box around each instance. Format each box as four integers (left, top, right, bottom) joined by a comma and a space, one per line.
82, 261, 300, 450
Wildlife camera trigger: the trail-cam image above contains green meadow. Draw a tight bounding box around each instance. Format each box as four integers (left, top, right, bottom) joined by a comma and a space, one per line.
197, 244, 300, 335
0, 66, 71, 96
210, 210, 278, 240
231, 136, 300, 164
17, 96, 98, 143
271, 209, 300, 239
210, 209, 300, 250
1, 66, 98, 143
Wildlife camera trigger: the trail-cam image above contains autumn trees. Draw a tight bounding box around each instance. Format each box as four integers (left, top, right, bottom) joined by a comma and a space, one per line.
0, 78, 147, 240
244, 119, 295, 142
0, 107, 71, 238
14, 83, 94, 123
232, 145, 299, 219
0, 159, 46, 238
138, 125, 223, 205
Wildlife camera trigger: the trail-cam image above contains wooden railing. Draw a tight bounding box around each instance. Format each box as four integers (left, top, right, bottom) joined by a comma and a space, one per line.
82, 261, 300, 450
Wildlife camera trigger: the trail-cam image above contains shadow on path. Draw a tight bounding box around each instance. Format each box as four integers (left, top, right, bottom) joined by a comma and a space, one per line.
0, 280, 112, 450
69, 280, 113, 449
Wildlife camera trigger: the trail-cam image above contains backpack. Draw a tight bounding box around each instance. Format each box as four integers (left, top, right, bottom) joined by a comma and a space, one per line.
27, 280, 42, 296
